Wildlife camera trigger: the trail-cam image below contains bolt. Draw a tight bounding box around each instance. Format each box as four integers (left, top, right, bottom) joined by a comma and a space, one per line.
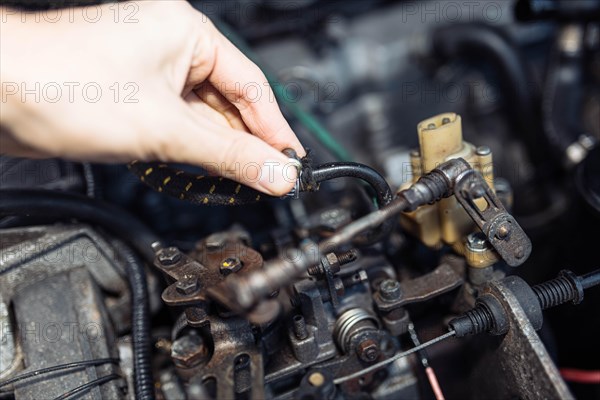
466, 232, 488, 251
171, 334, 208, 368
442, 117, 451, 125
176, 275, 199, 295
292, 314, 308, 340
427, 123, 436, 130
308, 372, 325, 387
380, 279, 401, 301
157, 247, 181, 266
336, 249, 358, 265
515, 246, 525, 259
469, 183, 487, 199
357, 339, 380, 363
220, 257, 243, 276
496, 223, 511, 240
476, 146, 491, 156
205, 232, 227, 251
325, 253, 341, 273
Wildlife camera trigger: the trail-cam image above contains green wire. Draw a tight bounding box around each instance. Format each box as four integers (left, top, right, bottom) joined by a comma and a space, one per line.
214, 20, 352, 162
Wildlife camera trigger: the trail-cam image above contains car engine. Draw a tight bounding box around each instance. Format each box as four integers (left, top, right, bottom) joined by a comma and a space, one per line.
1, 0, 599, 399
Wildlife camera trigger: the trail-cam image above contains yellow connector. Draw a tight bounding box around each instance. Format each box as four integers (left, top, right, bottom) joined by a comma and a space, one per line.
399, 113, 498, 267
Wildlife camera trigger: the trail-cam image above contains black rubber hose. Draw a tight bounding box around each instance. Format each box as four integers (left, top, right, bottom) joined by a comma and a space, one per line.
0, 189, 158, 400
312, 162, 393, 207
0, 189, 161, 262
112, 241, 155, 400
431, 23, 545, 166
311, 162, 395, 246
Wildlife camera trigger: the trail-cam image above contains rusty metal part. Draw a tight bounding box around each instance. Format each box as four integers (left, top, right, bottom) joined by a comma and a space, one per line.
467, 279, 574, 399
454, 169, 532, 267
171, 333, 209, 368
374, 263, 464, 312
356, 339, 380, 363
156, 231, 263, 308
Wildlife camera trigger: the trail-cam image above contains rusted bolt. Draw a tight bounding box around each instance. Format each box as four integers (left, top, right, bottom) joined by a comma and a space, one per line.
357, 339, 380, 363
308, 372, 325, 387
292, 314, 308, 340
157, 247, 181, 266
171, 334, 208, 368
176, 275, 199, 295
379, 279, 401, 301
496, 223, 511, 240
220, 257, 243, 276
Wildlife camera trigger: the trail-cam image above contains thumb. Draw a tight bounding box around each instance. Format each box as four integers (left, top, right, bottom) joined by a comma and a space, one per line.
152, 101, 298, 197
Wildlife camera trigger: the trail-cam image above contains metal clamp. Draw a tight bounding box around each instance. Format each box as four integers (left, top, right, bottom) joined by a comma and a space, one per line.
454, 169, 532, 267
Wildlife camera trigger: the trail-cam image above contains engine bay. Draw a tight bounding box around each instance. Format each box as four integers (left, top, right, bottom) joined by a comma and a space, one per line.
1, 1, 599, 399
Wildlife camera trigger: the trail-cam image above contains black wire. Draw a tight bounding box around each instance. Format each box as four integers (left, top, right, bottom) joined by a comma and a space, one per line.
0, 189, 161, 264
52, 374, 121, 400
0, 358, 119, 389
311, 162, 393, 208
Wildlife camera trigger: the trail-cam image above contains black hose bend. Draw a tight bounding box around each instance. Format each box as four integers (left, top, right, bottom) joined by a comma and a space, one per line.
0, 189, 161, 261
311, 162, 394, 207
0, 189, 158, 400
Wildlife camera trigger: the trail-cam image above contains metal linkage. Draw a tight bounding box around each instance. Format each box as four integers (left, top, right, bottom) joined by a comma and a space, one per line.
208, 158, 472, 313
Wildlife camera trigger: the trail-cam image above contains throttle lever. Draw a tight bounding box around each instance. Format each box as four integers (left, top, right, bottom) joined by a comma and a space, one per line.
454, 169, 532, 266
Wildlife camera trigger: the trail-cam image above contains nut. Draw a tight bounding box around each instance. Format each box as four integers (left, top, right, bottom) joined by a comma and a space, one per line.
379, 279, 401, 301
171, 334, 208, 368
220, 257, 243, 276
357, 339, 380, 363
157, 247, 181, 266
175, 275, 199, 295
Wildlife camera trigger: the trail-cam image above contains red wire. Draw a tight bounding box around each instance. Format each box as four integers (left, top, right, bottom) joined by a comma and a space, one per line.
425, 366, 446, 400
560, 368, 600, 384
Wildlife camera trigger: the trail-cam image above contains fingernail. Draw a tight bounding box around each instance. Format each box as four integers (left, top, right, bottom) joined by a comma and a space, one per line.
258, 159, 298, 196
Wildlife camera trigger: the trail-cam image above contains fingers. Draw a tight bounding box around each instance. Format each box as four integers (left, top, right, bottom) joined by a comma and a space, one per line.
189, 83, 249, 132
200, 25, 306, 157
146, 98, 298, 197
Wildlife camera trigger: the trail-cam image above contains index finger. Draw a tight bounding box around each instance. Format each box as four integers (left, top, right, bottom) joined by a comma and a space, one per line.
206, 26, 306, 157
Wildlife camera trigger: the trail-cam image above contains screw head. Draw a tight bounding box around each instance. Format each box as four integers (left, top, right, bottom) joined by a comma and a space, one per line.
476, 146, 491, 156
171, 334, 208, 368
175, 275, 199, 295
220, 257, 243, 276
157, 247, 181, 266
357, 339, 380, 363
380, 279, 401, 301
496, 223, 511, 240
466, 232, 488, 251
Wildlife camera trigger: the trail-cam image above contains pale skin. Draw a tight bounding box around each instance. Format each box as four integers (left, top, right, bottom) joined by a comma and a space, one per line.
0, 1, 305, 196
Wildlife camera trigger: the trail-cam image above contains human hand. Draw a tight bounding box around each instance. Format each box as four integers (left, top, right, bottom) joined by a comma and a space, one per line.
0, 1, 305, 196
